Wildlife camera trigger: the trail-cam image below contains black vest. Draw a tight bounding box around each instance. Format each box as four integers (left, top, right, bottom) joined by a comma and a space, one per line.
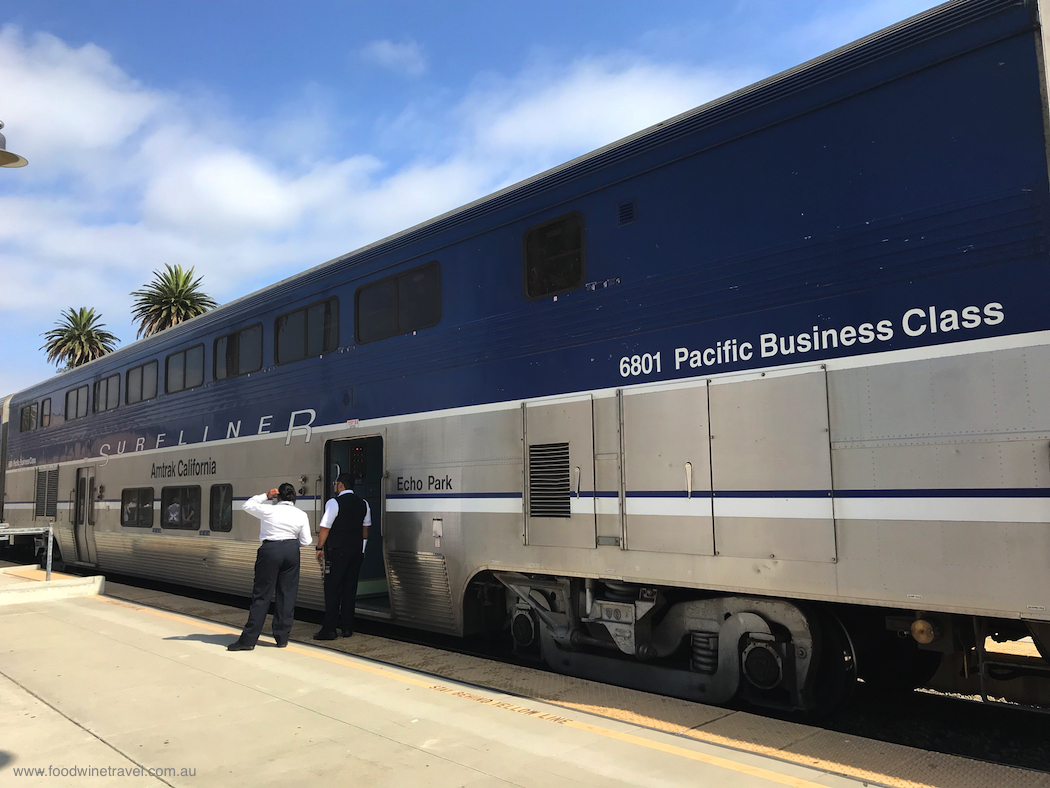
326, 492, 367, 554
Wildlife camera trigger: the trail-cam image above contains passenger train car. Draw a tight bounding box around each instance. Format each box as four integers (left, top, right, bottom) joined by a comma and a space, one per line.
4, 0, 1050, 713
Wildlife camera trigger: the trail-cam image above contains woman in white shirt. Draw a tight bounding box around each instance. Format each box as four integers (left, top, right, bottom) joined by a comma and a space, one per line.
228, 483, 312, 651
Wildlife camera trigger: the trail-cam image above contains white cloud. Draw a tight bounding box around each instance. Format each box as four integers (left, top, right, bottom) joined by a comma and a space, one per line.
465, 58, 753, 164
359, 38, 427, 77
143, 146, 299, 234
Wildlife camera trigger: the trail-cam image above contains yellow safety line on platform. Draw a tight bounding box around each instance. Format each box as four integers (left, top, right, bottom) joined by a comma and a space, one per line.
98, 597, 849, 787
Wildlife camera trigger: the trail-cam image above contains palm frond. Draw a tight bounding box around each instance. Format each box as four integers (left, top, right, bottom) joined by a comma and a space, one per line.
40, 307, 119, 370
131, 264, 218, 338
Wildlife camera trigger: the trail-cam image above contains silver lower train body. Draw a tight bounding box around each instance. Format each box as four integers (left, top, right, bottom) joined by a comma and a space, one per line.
7, 339, 1050, 710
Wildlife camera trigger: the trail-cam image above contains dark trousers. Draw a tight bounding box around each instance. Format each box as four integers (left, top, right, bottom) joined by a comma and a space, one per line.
322, 547, 363, 633
238, 539, 301, 646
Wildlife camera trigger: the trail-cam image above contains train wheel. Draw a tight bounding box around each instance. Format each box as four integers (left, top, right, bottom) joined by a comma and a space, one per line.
858, 631, 942, 692
806, 611, 858, 718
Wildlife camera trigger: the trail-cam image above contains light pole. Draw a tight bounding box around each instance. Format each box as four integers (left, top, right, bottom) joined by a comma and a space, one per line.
0, 121, 28, 168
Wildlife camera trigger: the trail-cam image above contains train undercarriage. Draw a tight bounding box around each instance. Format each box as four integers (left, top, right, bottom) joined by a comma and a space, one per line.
477, 573, 1050, 716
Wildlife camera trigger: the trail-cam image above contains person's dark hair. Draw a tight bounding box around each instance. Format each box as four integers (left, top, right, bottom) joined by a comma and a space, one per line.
336, 473, 354, 490
277, 482, 297, 503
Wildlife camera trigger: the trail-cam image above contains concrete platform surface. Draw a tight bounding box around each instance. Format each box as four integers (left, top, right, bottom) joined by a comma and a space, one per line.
0, 595, 897, 788
97, 579, 1050, 788
0, 564, 103, 606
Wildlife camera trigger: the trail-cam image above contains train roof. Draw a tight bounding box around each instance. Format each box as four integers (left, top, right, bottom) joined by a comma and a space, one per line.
11, 0, 1025, 400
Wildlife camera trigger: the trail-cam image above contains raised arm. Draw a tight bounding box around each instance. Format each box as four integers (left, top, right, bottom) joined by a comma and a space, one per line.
243, 489, 278, 520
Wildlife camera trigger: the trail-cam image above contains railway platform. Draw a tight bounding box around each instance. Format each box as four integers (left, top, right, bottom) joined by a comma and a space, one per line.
0, 575, 1045, 788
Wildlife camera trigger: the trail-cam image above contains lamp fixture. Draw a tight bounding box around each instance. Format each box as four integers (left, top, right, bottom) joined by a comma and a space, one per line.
0, 121, 28, 168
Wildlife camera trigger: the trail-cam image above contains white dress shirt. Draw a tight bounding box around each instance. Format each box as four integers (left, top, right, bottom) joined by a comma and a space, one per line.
243, 493, 312, 546
318, 489, 372, 531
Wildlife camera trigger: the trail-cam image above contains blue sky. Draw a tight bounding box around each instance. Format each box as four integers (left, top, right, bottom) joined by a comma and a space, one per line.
0, 0, 939, 396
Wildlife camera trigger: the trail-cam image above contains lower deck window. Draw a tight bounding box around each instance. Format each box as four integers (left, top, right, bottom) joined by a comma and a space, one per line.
121, 488, 155, 528
210, 484, 233, 532
161, 486, 201, 530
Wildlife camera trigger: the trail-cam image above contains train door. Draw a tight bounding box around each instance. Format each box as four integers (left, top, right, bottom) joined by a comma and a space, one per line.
325, 436, 388, 607
72, 465, 98, 564
524, 395, 596, 548
621, 382, 714, 554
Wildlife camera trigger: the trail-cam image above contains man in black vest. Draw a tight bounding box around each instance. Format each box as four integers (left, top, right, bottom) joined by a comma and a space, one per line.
313, 473, 370, 639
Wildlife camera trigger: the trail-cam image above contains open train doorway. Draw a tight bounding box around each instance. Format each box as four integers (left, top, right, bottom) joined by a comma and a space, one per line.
325, 436, 390, 617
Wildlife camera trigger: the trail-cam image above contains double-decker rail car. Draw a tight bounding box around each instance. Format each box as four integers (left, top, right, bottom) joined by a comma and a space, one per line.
4, 0, 1050, 714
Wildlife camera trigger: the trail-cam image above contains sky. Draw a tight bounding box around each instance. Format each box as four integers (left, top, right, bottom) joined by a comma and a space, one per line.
0, 0, 941, 397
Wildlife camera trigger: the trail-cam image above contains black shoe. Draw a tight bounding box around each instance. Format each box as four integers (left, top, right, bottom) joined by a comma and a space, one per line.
312, 629, 338, 641
339, 628, 353, 638
274, 640, 288, 648
227, 641, 254, 652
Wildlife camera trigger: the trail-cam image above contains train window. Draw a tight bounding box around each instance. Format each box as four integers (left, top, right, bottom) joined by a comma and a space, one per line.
126, 360, 158, 405
120, 487, 154, 528
399, 263, 441, 332
209, 484, 234, 532
214, 324, 263, 381
19, 403, 37, 432
356, 278, 397, 343
355, 262, 441, 344
523, 213, 584, 299
161, 486, 201, 530
275, 298, 338, 364
40, 398, 51, 428
93, 374, 120, 413
64, 385, 89, 421
165, 345, 205, 394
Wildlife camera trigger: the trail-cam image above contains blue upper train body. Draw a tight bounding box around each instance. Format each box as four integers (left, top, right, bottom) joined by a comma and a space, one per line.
6, 0, 1049, 472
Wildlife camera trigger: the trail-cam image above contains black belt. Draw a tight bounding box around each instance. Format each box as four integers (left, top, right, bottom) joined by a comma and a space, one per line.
262, 538, 297, 543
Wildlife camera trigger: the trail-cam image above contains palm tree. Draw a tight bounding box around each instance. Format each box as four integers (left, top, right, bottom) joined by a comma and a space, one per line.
41, 307, 119, 369
131, 264, 218, 338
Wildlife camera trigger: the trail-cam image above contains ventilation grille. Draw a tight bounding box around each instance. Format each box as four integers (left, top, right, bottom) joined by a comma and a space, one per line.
529, 443, 571, 518
34, 469, 58, 519
386, 551, 456, 632
617, 200, 636, 226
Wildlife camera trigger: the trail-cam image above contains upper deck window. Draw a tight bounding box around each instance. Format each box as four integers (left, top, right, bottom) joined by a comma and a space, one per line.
126, 361, 158, 405
40, 398, 51, 428
523, 213, 584, 299
214, 324, 263, 381
275, 298, 338, 364
93, 374, 120, 413
65, 385, 89, 421
355, 262, 441, 344
166, 345, 204, 394
19, 403, 37, 432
